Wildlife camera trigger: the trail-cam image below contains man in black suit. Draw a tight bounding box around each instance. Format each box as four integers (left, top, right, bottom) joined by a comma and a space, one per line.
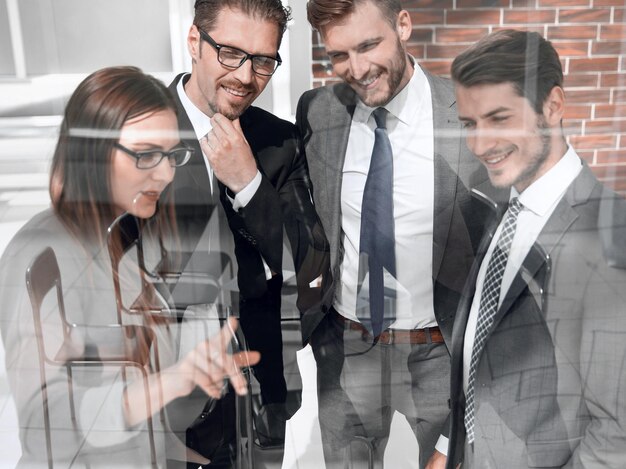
164, 0, 324, 457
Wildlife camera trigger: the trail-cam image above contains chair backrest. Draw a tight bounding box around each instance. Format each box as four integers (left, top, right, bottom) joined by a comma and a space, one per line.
26, 247, 70, 349
107, 212, 149, 322
24, 245, 160, 467
26, 247, 61, 310
25, 246, 63, 469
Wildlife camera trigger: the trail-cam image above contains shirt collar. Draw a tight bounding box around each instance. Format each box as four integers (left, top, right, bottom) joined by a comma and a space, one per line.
353, 56, 427, 127
513, 146, 583, 216
176, 74, 212, 140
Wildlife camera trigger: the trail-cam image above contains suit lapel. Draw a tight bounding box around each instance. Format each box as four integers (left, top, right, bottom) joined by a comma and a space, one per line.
493, 166, 596, 331
450, 197, 504, 371
426, 70, 463, 280
169, 74, 213, 197
325, 86, 355, 273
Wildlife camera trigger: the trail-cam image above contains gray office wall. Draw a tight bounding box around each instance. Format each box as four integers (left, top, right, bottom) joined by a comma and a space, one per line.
19, 0, 172, 75
0, 1, 15, 76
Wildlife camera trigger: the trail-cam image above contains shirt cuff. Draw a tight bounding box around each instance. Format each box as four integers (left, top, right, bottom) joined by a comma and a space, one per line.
435, 435, 449, 457
229, 170, 262, 211
262, 259, 273, 281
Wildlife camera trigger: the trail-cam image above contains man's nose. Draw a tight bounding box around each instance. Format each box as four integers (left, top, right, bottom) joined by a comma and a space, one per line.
469, 126, 499, 158
231, 58, 254, 84
348, 54, 369, 82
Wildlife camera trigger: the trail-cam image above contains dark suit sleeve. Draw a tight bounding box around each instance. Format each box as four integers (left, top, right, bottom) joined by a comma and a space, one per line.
228, 173, 285, 274
281, 127, 330, 313
221, 116, 328, 304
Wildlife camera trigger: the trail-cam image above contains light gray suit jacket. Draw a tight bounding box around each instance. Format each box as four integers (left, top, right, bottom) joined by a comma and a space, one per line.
295, 67, 496, 344
0, 210, 175, 467
447, 164, 626, 468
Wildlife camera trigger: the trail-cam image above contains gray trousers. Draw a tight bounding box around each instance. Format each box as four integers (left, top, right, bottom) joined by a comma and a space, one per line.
311, 311, 450, 469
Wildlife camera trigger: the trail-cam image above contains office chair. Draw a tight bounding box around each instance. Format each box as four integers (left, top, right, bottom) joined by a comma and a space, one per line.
107, 212, 234, 323
108, 213, 248, 465
26, 246, 160, 468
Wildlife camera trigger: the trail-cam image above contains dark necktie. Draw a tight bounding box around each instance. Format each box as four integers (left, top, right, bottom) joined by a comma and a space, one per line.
358, 107, 396, 337
464, 197, 524, 443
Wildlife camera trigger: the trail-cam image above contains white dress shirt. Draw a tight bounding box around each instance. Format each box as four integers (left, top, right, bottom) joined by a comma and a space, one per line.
334, 62, 437, 330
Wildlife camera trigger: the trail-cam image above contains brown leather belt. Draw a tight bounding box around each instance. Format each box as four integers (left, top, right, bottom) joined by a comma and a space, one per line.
331, 309, 444, 345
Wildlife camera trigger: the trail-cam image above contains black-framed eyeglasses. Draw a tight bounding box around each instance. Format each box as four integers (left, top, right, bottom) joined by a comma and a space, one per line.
198, 28, 282, 77
114, 142, 193, 169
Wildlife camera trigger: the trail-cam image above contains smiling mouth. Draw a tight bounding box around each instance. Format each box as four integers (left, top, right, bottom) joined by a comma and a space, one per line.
222, 85, 250, 98
484, 148, 514, 166
355, 72, 381, 89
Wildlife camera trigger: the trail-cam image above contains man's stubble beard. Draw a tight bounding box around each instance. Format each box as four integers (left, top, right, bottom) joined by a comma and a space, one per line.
359, 38, 407, 108
511, 115, 552, 191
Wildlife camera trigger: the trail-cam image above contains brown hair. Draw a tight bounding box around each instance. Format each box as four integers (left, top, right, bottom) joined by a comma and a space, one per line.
451, 29, 563, 114
193, 0, 291, 47
50, 66, 178, 247
306, 0, 402, 30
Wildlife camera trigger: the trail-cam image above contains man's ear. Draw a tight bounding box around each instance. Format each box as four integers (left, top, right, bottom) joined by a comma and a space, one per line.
396, 10, 412, 42
543, 86, 565, 126
188, 25, 201, 61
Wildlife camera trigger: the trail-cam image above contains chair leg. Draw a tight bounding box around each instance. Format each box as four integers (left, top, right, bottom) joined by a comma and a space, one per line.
149, 340, 166, 428
117, 363, 158, 467
66, 365, 77, 427
138, 366, 158, 468
233, 330, 254, 469
346, 436, 375, 469
40, 380, 54, 469
67, 365, 92, 469
236, 376, 254, 469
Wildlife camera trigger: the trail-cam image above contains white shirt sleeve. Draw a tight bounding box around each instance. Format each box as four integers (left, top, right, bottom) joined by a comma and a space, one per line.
435, 434, 449, 456
229, 170, 262, 211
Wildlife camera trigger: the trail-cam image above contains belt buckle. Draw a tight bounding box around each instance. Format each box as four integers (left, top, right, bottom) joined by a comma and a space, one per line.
386, 328, 394, 345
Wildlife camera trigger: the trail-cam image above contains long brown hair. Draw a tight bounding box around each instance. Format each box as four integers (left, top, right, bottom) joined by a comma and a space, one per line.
50, 66, 178, 247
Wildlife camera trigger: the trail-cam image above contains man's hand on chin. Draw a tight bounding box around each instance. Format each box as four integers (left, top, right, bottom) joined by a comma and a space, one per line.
201, 113, 257, 193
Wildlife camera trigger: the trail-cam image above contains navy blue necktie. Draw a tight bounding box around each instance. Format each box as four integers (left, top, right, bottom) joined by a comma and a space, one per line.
358, 108, 396, 337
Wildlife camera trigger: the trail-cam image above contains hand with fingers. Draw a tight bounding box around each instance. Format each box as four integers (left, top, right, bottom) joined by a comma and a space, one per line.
201, 113, 258, 194
123, 317, 260, 427
173, 316, 261, 398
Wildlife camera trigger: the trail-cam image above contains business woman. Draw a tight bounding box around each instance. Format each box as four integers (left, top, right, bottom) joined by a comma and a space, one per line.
0, 66, 258, 468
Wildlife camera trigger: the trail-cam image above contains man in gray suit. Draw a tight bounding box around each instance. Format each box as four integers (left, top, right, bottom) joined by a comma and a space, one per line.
296, 1, 495, 467
447, 29, 626, 468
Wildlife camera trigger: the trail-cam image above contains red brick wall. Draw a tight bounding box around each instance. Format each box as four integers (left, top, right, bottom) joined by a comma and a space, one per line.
310, 0, 626, 195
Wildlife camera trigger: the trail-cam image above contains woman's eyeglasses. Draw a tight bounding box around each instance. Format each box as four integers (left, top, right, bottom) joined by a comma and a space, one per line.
114, 142, 193, 169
